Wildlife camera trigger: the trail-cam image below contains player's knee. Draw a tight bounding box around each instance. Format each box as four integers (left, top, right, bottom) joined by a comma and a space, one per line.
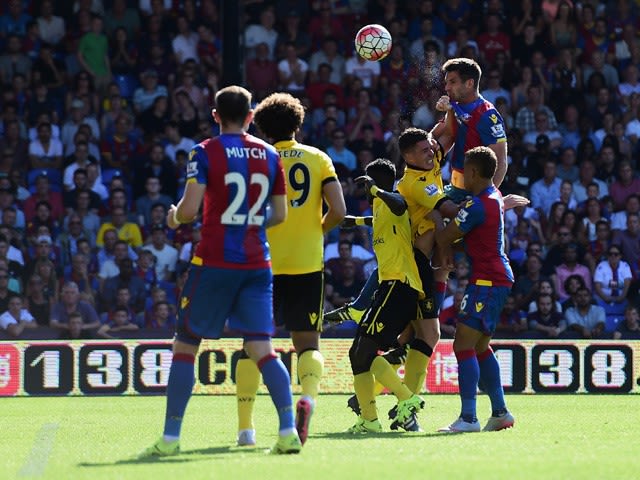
410, 338, 434, 358
349, 339, 378, 375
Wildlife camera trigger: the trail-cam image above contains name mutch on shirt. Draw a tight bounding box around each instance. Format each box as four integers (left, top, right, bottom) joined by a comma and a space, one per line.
225, 146, 267, 159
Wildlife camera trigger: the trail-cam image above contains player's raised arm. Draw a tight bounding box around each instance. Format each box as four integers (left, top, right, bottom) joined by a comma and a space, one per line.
356, 175, 407, 216
322, 180, 347, 233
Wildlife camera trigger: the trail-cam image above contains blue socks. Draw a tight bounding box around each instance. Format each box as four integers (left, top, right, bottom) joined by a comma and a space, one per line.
259, 353, 295, 432
163, 353, 196, 438
352, 268, 378, 311
456, 349, 479, 423
478, 348, 507, 417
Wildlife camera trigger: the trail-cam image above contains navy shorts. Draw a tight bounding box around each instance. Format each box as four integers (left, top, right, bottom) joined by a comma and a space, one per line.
176, 265, 274, 343
457, 283, 511, 336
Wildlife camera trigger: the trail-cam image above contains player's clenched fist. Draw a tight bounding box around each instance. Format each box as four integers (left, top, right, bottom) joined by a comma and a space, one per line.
435, 95, 452, 112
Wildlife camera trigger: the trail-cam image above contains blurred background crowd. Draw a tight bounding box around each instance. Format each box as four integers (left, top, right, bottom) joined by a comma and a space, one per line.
0, 0, 638, 341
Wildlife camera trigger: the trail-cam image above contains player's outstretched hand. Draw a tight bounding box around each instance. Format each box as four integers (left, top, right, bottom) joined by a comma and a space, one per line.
435, 95, 452, 112
503, 194, 530, 210
354, 175, 376, 193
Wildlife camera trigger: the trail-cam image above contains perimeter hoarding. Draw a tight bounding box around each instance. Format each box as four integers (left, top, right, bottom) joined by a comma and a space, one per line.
0, 339, 638, 396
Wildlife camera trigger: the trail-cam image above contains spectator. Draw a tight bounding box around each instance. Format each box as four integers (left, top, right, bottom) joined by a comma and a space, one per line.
23, 173, 64, 223
134, 143, 177, 200
344, 55, 380, 91
0, 268, 19, 313
28, 122, 63, 170
582, 198, 607, 243
50, 281, 100, 331
245, 43, 279, 101
477, 13, 511, 65
104, 0, 140, 37
513, 255, 548, 309
613, 213, 640, 276
565, 287, 606, 339
309, 37, 345, 85
481, 69, 510, 108
96, 206, 143, 249
610, 162, 640, 211
552, 244, 592, 301
23, 273, 50, 326
244, 6, 278, 60
135, 177, 172, 227
556, 147, 579, 182
329, 259, 365, 309
527, 293, 567, 338
164, 121, 193, 164
278, 41, 308, 94
572, 160, 608, 203
143, 225, 178, 282
530, 159, 562, 216
98, 239, 131, 284
146, 300, 175, 331
613, 305, 640, 340
77, 15, 111, 93
97, 305, 139, 338
0, 296, 37, 338
61, 100, 100, 153
326, 129, 356, 172
37, 0, 66, 46
593, 245, 633, 310
524, 115, 563, 153
172, 15, 198, 64
132, 69, 168, 114
583, 50, 619, 90
0, 35, 32, 86
100, 114, 143, 177
610, 194, 639, 231
515, 84, 558, 133
101, 258, 146, 313
58, 311, 93, 339
495, 294, 527, 337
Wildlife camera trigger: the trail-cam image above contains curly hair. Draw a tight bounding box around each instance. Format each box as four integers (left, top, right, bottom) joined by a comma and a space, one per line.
253, 92, 305, 142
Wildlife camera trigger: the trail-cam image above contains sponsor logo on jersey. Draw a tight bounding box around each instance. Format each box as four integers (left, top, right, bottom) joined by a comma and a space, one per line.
425, 184, 439, 196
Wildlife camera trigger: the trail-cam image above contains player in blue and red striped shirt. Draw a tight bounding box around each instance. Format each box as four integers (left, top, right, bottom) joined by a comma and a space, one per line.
434, 146, 515, 433
139, 86, 302, 457
435, 58, 508, 203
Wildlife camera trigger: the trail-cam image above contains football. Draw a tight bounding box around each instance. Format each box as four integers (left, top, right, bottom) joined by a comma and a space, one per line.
354, 24, 392, 61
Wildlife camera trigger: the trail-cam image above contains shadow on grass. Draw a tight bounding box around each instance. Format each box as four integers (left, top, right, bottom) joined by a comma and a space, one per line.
311, 431, 459, 440
78, 445, 268, 468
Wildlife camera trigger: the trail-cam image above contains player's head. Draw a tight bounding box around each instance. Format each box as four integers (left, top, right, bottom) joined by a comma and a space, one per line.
253, 92, 305, 142
212, 85, 253, 130
398, 127, 442, 170
442, 57, 481, 102
463, 146, 496, 191
365, 158, 396, 193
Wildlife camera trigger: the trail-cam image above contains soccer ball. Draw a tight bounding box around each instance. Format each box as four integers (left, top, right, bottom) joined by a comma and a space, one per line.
354, 24, 392, 61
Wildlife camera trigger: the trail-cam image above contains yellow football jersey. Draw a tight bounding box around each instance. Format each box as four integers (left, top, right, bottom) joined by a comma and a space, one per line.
267, 139, 338, 275
396, 152, 446, 239
372, 197, 424, 297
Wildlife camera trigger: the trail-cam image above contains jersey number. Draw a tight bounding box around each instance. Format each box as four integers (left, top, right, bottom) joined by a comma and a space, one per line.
221, 172, 269, 226
289, 163, 310, 207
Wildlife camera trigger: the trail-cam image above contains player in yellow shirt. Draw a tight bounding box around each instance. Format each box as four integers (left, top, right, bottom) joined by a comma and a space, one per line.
234, 93, 346, 447
346, 158, 425, 432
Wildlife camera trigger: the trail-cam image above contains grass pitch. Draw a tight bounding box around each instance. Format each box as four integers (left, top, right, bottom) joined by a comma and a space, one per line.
3, 394, 638, 480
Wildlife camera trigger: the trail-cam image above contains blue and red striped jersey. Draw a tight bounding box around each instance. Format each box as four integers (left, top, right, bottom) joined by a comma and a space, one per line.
186, 133, 286, 269
450, 96, 507, 176
454, 185, 514, 287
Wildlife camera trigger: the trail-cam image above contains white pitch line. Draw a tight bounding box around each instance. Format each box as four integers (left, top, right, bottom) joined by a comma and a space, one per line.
18, 422, 59, 478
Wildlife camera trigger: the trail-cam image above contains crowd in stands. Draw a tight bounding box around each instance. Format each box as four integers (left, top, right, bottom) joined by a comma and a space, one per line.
0, 0, 639, 341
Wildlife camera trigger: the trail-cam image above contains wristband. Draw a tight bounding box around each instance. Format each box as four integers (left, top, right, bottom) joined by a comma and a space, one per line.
355, 217, 365, 226
369, 185, 380, 197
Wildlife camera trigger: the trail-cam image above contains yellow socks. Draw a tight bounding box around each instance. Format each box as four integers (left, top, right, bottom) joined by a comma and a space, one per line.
353, 372, 377, 421
370, 356, 412, 401
403, 348, 430, 394
297, 349, 324, 399
373, 363, 399, 396
235, 357, 261, 431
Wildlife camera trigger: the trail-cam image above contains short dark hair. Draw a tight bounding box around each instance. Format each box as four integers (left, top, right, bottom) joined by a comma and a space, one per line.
464, 146, 497, 179
442, 58, 482, 88
253, 92, 305, 142
398, 127, 430, 154
365, 158, 396, 191
214, 86, 252, 126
